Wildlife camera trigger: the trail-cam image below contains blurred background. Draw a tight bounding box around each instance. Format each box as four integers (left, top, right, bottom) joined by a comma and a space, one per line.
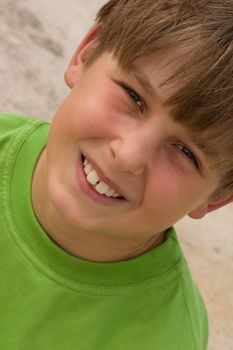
0, 0, 232, 349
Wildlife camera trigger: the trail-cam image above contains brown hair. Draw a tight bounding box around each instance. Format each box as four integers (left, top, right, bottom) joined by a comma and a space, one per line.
87, 0, 233, 198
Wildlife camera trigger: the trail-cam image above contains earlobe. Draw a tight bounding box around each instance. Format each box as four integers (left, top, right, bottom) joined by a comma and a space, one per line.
188, 205, 208, 219
188, 192, 233, 219
64, 25, 101, 88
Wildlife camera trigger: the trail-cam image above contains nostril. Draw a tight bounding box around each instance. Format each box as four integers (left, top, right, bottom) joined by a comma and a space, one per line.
111, 148, 116, 158
110, 139, 122, 159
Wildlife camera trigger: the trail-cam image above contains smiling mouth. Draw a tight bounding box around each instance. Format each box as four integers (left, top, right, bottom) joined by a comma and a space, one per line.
81, 154, 125, 200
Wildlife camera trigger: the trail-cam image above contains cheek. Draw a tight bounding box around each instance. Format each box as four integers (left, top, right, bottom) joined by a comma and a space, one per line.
67, 91, 122, 138
144, 165, 205, 215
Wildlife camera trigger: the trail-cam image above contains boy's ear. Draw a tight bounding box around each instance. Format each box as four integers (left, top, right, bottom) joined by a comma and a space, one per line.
64, 25, 101, 88
188, 192, 233, 219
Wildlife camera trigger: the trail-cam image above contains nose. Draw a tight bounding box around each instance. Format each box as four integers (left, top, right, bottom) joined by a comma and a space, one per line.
110, 128, 159, 176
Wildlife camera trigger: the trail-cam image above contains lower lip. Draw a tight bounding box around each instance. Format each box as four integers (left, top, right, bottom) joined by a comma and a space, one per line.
77, 155, 126, 206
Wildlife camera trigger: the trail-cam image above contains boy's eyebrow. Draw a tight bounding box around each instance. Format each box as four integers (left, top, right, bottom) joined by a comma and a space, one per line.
128, 64, 161, 100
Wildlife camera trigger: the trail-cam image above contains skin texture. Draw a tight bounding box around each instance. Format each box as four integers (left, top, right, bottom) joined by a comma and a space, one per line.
31, 26, 233, 262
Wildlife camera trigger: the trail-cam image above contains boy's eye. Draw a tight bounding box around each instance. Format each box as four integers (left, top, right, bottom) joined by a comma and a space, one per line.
122, 85, 144, 112
176, 144, 200, 170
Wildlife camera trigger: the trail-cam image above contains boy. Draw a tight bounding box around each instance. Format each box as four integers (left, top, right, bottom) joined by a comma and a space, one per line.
0, 0, 233, 349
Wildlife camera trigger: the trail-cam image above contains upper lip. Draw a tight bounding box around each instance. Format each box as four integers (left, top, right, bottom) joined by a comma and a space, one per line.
82, 153, 127, 199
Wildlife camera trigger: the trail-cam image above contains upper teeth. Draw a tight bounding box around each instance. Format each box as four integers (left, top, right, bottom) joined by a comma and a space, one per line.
82, 157, 122, 198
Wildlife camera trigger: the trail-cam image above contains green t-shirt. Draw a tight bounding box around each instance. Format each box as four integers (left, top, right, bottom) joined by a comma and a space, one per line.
0, 113, 208, 349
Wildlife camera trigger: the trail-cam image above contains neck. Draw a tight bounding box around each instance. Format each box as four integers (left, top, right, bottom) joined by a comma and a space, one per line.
43, 226, 165, 262
31, 149, 165, 263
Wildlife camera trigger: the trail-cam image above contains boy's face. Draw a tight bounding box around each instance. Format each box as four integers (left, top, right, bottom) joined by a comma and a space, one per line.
44, 28, 224, 241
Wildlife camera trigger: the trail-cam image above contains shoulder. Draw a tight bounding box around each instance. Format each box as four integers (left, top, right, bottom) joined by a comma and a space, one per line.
0, 112, 49, 142
0, 112, 47, 132
138, 228, 208, 349
0, 113, 49, 157
173, 237, 208, 349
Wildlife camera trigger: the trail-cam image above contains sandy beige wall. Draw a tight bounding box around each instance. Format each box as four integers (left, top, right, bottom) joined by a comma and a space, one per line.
0, 1, 232, 349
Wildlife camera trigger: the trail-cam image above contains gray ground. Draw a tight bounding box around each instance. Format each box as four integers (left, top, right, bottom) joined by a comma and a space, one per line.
0, 1, 232, 349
